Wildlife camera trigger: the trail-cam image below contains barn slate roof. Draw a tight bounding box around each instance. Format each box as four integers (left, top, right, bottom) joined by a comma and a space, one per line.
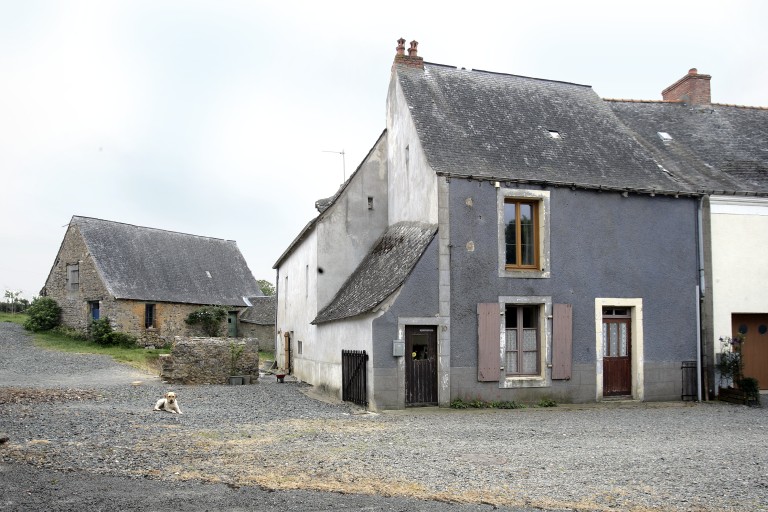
240, 296, 276, 325
71, 216, 262, 306
312, 222, 437, 324
606, 100, 768, 194
396, 63, 767, 195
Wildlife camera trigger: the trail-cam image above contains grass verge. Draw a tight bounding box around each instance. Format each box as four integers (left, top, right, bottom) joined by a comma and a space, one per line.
0, 312, 27, 325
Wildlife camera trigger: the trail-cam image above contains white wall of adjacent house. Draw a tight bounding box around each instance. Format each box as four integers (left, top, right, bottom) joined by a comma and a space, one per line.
275, 228, 318, 374
386, 73, 438, 225
710, 196, 768, 349
316, 135, 389, 310
311, 316, 374, 399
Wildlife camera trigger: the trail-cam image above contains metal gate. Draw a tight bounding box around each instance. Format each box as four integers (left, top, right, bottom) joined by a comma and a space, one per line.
342, 350, 368, 407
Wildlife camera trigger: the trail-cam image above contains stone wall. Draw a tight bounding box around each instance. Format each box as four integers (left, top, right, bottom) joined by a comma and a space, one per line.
160, 337, 259, 385
239, 322, 275, 351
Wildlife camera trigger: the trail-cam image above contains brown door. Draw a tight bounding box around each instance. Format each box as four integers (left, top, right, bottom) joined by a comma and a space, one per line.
733, 314, 768, 390
603, 312, 631, 396
405, 326, 437, 406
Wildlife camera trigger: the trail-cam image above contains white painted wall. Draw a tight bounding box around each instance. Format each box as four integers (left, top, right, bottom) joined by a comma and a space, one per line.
275, 228, 318, 374
316, 135, 389, 309
386, 73, 438, 225
710, 196, 768, 349
311, 315, 375, 397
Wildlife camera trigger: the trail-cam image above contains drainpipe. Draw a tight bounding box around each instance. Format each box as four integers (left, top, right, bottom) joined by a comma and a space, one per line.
696, 197, 706, 401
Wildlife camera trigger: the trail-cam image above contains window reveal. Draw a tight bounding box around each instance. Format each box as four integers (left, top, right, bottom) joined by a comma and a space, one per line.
505, 305, 539, 375
145, 304, 156, 329
504, 199, 538, 269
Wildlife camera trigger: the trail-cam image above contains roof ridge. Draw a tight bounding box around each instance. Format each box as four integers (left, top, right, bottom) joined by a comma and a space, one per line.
72, 215, 235, 243
604, 98, 768, 110
418, 62, 592, 88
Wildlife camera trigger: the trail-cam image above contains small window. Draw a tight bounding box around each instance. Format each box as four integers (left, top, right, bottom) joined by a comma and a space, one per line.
368, 196, 374, 210
297, 340, 303, 355
405, 145, 410, 171
89, 301, 100, 320
67, 264, 80, 292
505, 305, 540, 375
145, 304, 156, 329
504, 199, 539, 269
547, 130, 561, 139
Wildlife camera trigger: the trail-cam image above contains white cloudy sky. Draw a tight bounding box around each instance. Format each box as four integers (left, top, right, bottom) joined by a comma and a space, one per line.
1, 0, 766, 300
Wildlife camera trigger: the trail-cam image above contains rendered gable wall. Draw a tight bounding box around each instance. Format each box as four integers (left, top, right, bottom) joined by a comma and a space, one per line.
316, 133, 389, 309
386, 72, 438, 225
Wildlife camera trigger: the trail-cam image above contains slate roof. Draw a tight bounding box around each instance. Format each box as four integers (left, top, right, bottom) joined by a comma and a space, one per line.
606, 101, 768, 194
312, 222, 437, 324
240, 296, 276, 325
396, 63, 695, 194
71, 216, 262, 306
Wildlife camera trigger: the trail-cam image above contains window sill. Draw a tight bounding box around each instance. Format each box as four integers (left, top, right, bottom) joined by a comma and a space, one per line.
500, 268, 550, 279
500, 374, 551, 389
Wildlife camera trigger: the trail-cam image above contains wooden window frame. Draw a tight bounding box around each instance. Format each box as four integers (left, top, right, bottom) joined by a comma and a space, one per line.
504, 199, 540, 270
504, 304, 540, 376
144, 303, 156, 329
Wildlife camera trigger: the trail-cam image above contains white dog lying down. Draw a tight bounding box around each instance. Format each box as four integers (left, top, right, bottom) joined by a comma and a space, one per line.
153, 391, 183, 414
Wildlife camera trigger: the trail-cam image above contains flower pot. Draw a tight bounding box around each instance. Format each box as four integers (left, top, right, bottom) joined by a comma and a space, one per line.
228, 376, 249, 385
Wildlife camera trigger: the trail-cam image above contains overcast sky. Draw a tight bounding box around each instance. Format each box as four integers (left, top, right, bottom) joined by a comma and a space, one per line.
1, 0, 766, 300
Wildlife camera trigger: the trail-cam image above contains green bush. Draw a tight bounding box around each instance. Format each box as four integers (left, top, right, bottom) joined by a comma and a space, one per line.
23, 297, 62, 332
90, 317, 114, 345
90, 317, 137, 347
185, 306, 227, 337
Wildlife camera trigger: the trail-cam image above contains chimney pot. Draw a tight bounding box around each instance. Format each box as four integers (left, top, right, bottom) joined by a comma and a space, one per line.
396, 38, 405, 56
408, 40, 419, 57
688, 68, 698, 75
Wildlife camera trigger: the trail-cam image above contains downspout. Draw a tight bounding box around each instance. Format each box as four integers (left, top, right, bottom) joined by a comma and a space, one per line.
696, 197, 706, 401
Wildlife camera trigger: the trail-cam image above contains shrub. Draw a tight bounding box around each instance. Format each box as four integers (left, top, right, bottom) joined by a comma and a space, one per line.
23, 297, 62, 332
90, 317, 137, 347
185, 306, 227, 337
90, 317, 115, 345
536, 398, 558, 408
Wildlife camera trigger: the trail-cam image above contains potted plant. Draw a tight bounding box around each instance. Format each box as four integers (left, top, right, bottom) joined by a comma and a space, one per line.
227, 342, 249, 385
717, 334, 760, 405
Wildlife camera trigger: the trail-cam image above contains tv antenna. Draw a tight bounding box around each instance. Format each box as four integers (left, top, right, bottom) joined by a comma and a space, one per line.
322, 149, 346, 182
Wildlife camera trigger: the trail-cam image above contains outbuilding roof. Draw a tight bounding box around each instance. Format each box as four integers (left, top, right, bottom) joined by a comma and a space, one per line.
71, 216, 262, 306
240, 296, 276, 325
312, 222, 437, 324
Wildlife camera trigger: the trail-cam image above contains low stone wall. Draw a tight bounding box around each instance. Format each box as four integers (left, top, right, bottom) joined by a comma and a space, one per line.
160, 337, 259, 385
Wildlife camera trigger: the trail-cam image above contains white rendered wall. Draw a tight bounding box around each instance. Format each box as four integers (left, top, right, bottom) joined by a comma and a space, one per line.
311, 315, 375, 398
710, 196, 768, 345
275, 228, 318, 374
386, 73, 438, 225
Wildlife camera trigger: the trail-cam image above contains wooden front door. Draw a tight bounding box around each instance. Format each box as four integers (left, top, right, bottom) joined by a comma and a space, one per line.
603, 311, 632, 397
733, 314, 768, 390
227, 312, 238, 337
405, 326, 438, 406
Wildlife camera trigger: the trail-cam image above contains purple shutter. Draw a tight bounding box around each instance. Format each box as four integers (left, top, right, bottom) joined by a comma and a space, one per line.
477, 303, 501, 382
552, 303, 573, 380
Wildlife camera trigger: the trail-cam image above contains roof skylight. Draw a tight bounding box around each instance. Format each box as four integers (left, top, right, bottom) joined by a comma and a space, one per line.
547, 130, 561, 139
657, 131, 673, 142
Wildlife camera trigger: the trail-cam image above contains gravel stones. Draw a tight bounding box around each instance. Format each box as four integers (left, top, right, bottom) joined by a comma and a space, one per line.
1, 322, 767, 511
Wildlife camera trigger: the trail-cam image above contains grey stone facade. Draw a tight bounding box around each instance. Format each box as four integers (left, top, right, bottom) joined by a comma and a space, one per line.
160, 337, 259, 385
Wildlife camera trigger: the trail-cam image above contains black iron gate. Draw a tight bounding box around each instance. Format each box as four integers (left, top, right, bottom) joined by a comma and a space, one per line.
342, 350, 368, 407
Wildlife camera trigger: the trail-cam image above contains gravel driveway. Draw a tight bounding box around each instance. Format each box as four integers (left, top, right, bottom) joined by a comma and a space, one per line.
1, 321, 767, 511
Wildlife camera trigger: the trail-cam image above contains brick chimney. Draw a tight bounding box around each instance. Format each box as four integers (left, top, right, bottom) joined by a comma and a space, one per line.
661, 68, 711, 105
392, 38, 424, 70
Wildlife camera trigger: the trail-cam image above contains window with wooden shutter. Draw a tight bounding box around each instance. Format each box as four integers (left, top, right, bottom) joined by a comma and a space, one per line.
552, 303, 573, 380
477, 303, 501, 382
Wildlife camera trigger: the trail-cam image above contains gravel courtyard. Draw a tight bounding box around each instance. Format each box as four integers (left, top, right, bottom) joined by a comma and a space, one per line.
1, 321, 767, 511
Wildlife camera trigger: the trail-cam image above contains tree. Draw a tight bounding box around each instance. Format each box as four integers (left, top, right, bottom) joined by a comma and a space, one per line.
257, 279, 275, 296
4, 290, 22, 314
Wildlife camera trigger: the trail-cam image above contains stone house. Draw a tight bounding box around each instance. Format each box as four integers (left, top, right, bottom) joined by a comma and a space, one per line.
274, 40, 768, 409
239, 296, 276, 351
42, 215, 263, 346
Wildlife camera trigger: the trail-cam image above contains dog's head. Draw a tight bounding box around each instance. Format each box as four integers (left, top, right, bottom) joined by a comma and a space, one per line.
165, 392, 177, 404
